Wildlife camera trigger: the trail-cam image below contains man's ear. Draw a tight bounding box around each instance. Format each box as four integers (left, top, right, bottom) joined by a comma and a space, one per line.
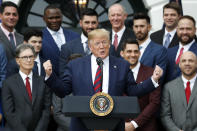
120, 50, 124, 57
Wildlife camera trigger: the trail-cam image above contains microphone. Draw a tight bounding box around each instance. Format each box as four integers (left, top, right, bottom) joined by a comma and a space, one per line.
96, 57, 103, 92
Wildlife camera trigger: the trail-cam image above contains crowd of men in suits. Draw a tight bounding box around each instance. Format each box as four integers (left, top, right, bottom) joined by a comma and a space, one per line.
0, 0, 197, 131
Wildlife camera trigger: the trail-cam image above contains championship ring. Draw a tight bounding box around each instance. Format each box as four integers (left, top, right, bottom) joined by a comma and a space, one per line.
90, 92, 114, 116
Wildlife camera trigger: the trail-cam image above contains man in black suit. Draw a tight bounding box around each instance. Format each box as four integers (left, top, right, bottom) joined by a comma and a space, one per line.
108, 3, 135, 57
2, 44, 51, 131
59, 8, 98, 75
6, 29, 46, 78
150, 2, 181, 48
0, 1, 24, 61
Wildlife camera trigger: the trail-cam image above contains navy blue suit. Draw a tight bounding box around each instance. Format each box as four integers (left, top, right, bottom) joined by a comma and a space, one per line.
46, 55, 156, 131
41, 27, 79, 76
165, 41, 197, 83
0, 44, 7, 89
59, 38, 85, 75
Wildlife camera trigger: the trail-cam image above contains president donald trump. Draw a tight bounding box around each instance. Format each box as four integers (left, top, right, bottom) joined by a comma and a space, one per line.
44, 29, 163, 131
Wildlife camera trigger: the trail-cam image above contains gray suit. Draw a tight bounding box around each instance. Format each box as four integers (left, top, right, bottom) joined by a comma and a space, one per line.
161, 76, 197, 131
0, 27, 24, 61
2, 73, 51, 131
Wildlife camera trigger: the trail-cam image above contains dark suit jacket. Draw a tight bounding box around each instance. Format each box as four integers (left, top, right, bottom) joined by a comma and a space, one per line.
2, 73, 51, 131
0, 44, 7, 88
150, 28, 179, 48
46, 55, 156, 131
40, 27, 79, 76
165, 41, 197, 83
133, 64, 160, 131
110, 27, 135, 57
0, 27, 24, 61
59, 38, 85, 75
6, 56, 46, 78
140, 41, 167, 83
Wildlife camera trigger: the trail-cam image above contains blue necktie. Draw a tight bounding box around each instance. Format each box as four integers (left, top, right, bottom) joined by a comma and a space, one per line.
85, 41, 90, 55
9, 33, 15, 47
33, 61, 39, 75
164, 33, 171, 48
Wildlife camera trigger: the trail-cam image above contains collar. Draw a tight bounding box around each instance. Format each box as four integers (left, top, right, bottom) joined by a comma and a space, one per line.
0, 24, 15, 36
140, 37, 151, 49
179, 39, 195, 49
34, 55, 40, 64
19, 70, 33, 81
81, 33, 88, 43
112, 26, 126, 37
47, 27, 63, 35
131, 62, 141, 74
182, 73, 197, 83
164, 28, 176, 37
91, 54, 109, 66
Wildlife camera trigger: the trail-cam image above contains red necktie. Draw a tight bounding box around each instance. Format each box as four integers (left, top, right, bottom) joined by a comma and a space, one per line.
176, 47, 184, 64
113, 34, 118, 50
93, 66, 102, 93
185, 81, 191, 104
26, 77, 32, 102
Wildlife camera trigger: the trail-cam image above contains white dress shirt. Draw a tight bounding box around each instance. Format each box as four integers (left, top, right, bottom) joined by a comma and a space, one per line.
182, 74, 197, 92
19, 70, 33, 92
175, 40, 195, 61
139, 38, 151, 61
112, 26, 126, 46
34, 55, 41, 76
91, 55, 109, 93
81, 33, 88, 51
47, 27, 66, 50
163, 28, 176, 45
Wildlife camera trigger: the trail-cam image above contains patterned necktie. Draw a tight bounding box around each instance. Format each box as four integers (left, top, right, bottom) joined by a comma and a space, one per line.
164, 33, 171, 48
33, 61, 39, 75
176, 47, 184, 64
84, 41, 90, 55
26, 77, 32, 102
93, 66, 102, 93
185, 81, 191, 104
9, 33, 15, 47
113, 34, 118, 50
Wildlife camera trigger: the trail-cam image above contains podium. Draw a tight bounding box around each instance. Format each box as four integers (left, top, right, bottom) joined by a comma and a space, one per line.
62, 96, 140, 130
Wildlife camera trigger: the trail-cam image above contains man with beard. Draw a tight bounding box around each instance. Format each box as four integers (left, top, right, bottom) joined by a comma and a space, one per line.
150, 2, 181, 48
161, 51, 197, 131
165, 15, 197, 83
59, 8, 98, 75
41, 4, 79, 76
132, 13, 167, 82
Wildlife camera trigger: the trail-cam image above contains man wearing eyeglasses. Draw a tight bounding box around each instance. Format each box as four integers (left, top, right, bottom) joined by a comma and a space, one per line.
44, 29, 163, 131
2, 44, 51, 131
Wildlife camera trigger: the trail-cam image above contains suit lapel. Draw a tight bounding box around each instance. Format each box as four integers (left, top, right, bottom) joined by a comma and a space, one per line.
16, 74, 32, 105
32, 74, 39, 106
108, 56, 118, 95
136, 65, 145, 83
169, 33, 179, 48
187, 78, 197, 110
177, 77, 188, 109
140, 41, 152, 63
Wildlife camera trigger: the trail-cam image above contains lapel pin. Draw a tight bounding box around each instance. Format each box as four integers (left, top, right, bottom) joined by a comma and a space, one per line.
113, 65, 117, 69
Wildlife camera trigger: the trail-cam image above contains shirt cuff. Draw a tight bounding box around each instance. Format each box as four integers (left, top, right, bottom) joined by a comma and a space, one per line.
131, 120, 138, 128
151, 77, 159, 88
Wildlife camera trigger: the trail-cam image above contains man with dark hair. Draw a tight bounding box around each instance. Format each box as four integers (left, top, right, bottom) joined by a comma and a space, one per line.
2, 44, 51, 131
150, 2, 182, 48
0, 1, 24, 61
120, 39, 160, 131
41, 4, 79, 76
6, 29, 46, 78
108, 3, 135, 57
59, 8, 98, 75
165, 15, 197, 82
132, 13, 167, 81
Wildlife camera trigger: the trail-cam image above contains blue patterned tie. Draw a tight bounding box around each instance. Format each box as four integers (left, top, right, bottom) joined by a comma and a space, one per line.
85, 41, 90, 55
9, 33, 15, 47
164, 33, 171, 48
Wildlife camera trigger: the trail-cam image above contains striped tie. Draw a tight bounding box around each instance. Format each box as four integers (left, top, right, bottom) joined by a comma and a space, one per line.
93, 66, 102, 93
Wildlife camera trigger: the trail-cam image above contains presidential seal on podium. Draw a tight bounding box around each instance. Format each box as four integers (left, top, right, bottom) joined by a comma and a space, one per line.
90, 92, 114, 116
